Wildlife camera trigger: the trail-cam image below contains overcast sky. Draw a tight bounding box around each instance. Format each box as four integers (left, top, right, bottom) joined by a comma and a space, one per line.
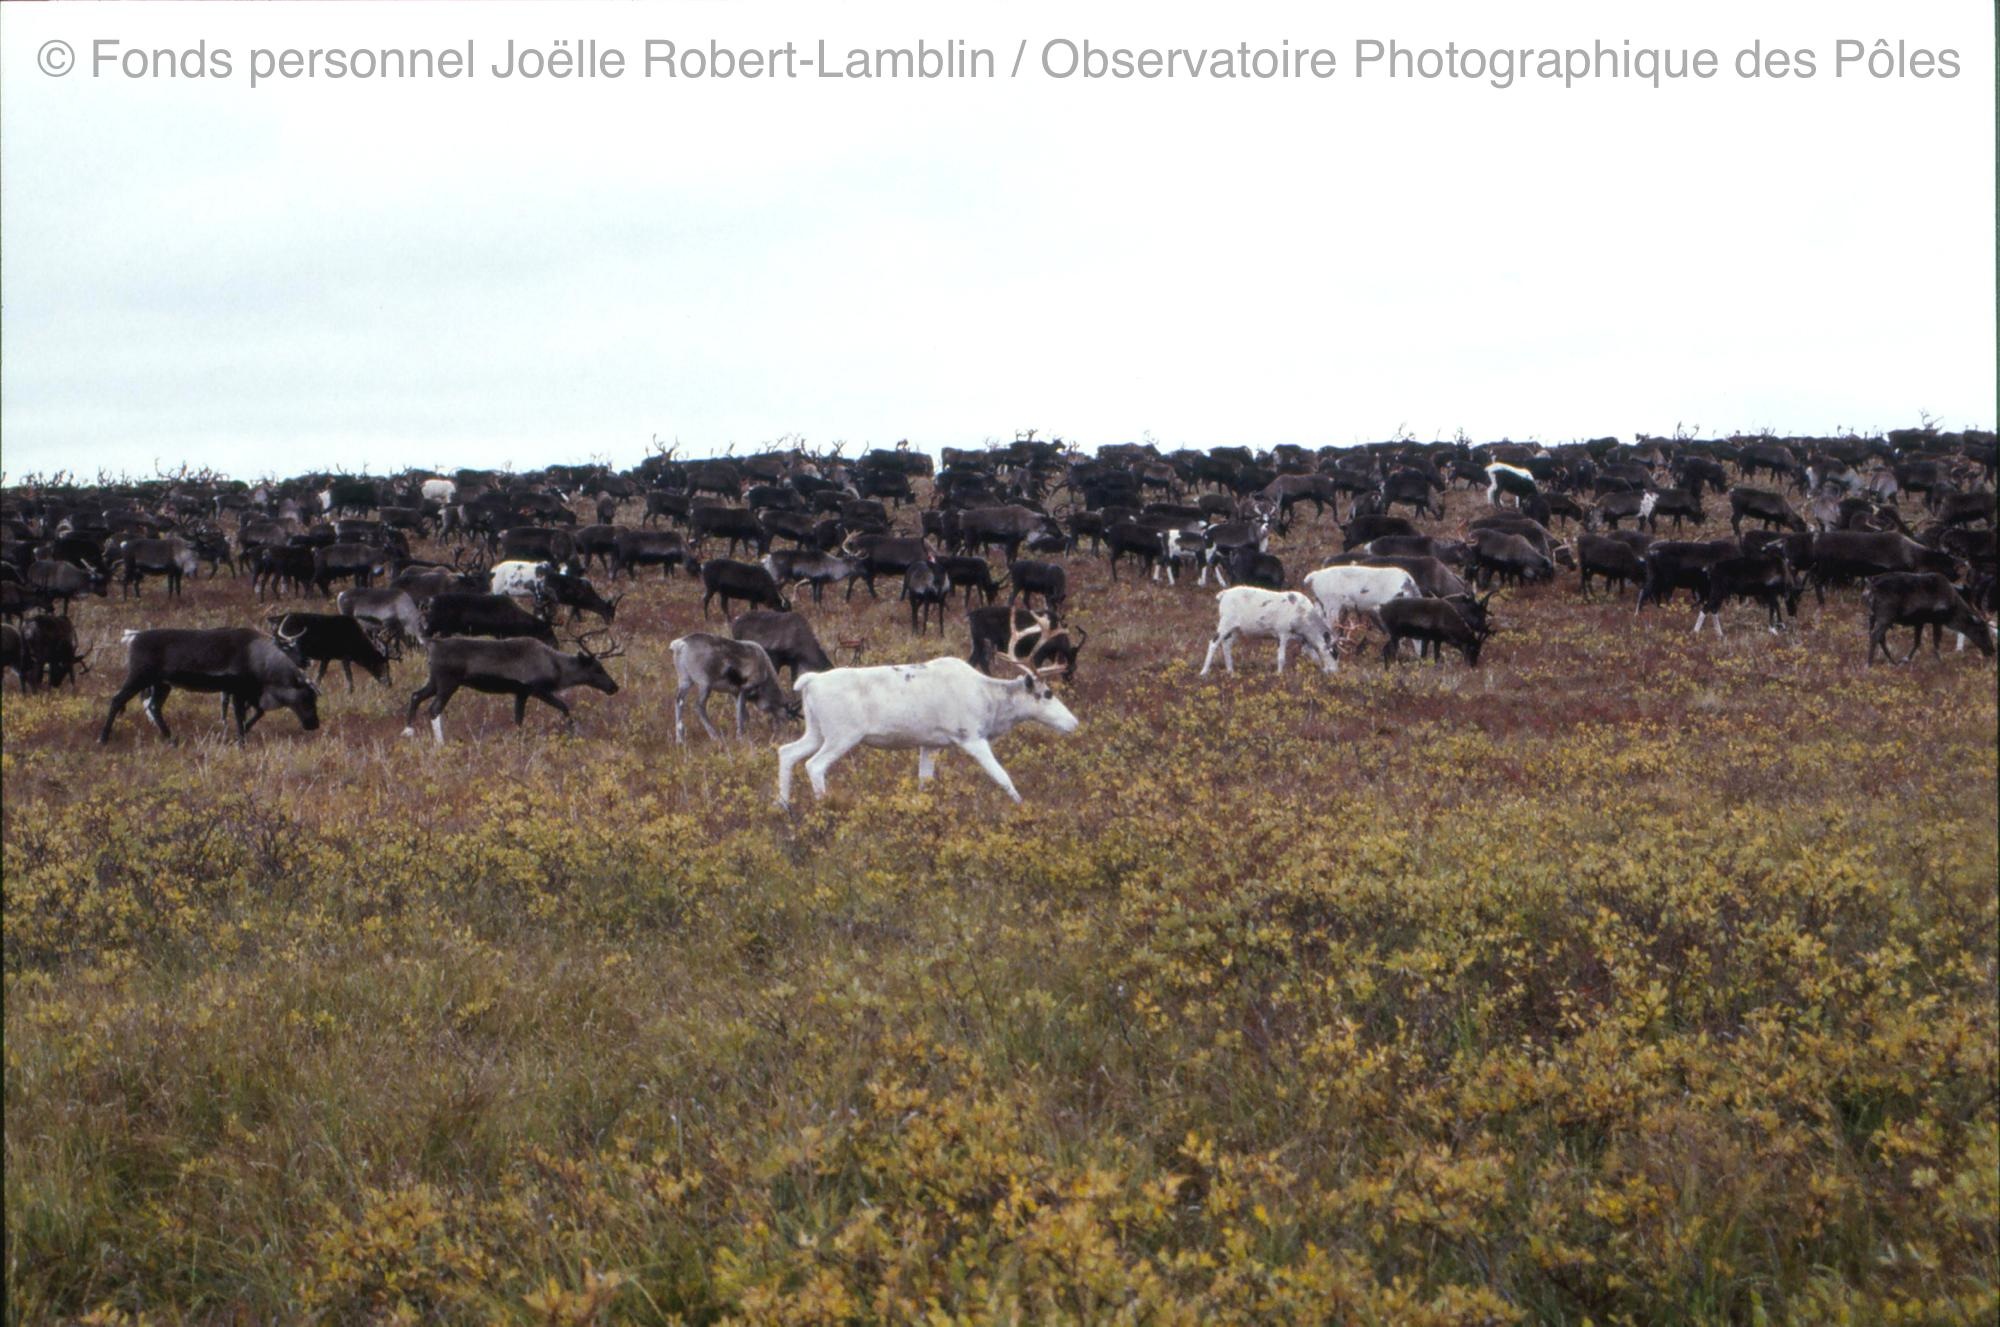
1, 1, 1992, 482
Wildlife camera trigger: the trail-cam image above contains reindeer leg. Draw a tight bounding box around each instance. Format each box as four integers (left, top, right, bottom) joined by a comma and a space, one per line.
1200, 631, 1225, 675
775, 720, 823, 807
533, 689, 573, 731
802, 731, 862, 799
694, 683, 724, 742
100, 681, 148, 743
425, 682, 459, 744
957, 738, 1022, 803
403, 679, 438, 736
144, 684, 174, 742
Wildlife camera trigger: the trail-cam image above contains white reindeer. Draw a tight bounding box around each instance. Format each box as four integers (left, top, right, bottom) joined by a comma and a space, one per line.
1302, 565, 1421, 631
1200, 587, 1338, 675
775, 615, 1078, 807
488, 559, 555, 603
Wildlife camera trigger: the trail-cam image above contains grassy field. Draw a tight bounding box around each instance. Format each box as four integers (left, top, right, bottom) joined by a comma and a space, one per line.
4, 483, 1995, 1325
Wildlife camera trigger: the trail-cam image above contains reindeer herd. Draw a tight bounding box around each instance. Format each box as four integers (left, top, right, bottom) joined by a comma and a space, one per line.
2, 428, 1995, 806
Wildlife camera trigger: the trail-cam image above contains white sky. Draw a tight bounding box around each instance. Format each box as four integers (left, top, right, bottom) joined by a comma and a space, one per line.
1, 1, 1992, 481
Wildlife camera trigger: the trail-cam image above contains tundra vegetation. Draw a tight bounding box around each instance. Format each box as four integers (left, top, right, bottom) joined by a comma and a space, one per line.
2, 442, 1995, 1325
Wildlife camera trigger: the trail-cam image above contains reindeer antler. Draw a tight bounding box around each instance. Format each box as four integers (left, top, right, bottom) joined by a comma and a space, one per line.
1001, 610, 1043, 665
572, 628, 624, 660
1000, 610, 1068, 681
1332, 613, 1370, 658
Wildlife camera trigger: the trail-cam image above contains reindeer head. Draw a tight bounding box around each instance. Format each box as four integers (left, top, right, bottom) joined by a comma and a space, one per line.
568, 629, 625, 694
362, 622, 403, 664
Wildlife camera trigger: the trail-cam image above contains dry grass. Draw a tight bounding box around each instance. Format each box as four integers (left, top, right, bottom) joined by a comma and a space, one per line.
4, 481, 1995, 1324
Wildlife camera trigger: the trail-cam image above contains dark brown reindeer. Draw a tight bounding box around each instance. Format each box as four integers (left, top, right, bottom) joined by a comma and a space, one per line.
967, 607, 1087, 681
1864, 572, 1996, 664
100, 625, 320, 745
1380, 593, 1495, 667
402, 631, 621, 743
730, 610, 835, 684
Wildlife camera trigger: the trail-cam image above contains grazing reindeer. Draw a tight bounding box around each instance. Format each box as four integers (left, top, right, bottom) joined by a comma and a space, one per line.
266, 611, 396, 690
100, 625, 320, 744
17, 615, 94, 691
24, 560, 110, 615
1303, 565, 1421, 632
731, 610, 835, 683
1380, 593, 1496, 667
670, 633, 795, 742
967, 607, 1088, 680
1200, 587, 1338, 675
1864, 572, 1996, 664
